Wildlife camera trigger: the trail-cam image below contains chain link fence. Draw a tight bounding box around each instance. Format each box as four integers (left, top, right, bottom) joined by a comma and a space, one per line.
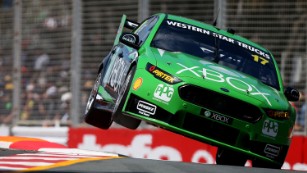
0, 0, 306, 134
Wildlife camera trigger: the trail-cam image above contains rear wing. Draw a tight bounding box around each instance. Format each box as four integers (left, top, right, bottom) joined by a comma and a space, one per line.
125, 19, 139, 30
114, 15, 140, 45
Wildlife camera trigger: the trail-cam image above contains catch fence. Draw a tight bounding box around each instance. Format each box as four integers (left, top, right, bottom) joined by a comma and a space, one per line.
0, 0, 306, 134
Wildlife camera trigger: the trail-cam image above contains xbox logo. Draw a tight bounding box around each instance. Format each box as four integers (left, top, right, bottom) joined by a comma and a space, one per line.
204, 110, 211, 117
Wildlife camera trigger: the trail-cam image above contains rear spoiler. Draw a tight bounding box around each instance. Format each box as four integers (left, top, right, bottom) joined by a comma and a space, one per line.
113, 15, 140, 45
125, 19, 139, 30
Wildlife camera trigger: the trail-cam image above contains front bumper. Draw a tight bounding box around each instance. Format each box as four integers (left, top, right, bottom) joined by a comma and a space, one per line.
124, 68, 291, 165
127, 94, 289, 164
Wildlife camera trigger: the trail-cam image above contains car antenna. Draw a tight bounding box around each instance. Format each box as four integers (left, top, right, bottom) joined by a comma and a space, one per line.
212, 7, 220, 29
212, 7, 235, 34
212, 7, 220, 63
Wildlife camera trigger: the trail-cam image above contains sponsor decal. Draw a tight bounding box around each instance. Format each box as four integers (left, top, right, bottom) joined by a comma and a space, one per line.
262, 119, 278, 137
126, 20, 139, 29
146, 63, 181, 84
137, 100, 156, 116
252, 55, 269, 65
166, 20, 271, 60
121, 33, 138, 44
133, 78, 142, 90
107, 57, 127, 92
153, 84, 174, 103
176, 63, 272, 106
70, 129, 307, 170
167, 20, 211, 35
202, 109, 233, 124
264, 144, 280, 158
77, 133, 216, 164
204, 110, 211, 117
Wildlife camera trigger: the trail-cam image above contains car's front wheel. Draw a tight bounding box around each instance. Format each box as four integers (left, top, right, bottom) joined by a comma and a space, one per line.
216, 147, 247, 166
84, 73, 113, 129
113, 66, 141, 129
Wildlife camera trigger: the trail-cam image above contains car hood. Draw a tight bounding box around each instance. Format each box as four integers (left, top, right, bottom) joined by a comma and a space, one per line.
149, 47, 288, 109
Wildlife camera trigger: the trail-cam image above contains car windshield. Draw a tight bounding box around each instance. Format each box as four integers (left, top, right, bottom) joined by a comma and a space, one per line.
151, 19, 280, 90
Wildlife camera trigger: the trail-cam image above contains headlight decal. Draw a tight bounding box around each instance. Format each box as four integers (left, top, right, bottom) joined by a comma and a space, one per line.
265, 109, 290, 120
146, 63, 181, 84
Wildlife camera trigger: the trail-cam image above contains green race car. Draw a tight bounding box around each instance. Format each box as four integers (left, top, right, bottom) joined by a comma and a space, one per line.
84, 13, 300, 169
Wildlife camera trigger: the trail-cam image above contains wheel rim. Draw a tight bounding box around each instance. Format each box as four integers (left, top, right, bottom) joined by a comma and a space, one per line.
85, 74, 101, 115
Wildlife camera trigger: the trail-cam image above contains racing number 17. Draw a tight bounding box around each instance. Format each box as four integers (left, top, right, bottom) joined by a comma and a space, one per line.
252, 55, 269, 65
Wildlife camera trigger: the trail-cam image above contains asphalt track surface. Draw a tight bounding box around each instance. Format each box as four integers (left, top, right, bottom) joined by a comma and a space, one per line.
0, 148, 301, 173
0, 136, 302, 173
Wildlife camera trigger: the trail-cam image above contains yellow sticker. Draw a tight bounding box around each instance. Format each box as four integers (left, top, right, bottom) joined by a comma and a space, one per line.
133, 78, 143, 90
252, 55, 269, 65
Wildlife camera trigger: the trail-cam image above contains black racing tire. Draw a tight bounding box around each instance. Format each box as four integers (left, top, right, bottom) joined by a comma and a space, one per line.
252, 158, 282, 169
216, 147, 247, 166
113, 66, 141, 129
84, 73, 113, 129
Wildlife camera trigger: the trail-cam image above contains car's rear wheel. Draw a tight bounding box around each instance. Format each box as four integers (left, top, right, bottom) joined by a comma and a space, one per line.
84, 73, 113, 129
113, 66, 141, 129
216, 147, 247, 166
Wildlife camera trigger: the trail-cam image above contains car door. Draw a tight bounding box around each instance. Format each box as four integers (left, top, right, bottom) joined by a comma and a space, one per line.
103, 15, 159, 100
102, 45, 128, 98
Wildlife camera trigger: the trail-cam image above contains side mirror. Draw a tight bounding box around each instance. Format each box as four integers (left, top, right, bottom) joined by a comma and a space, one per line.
119, 33, 139, 49
284, 87, 300, 102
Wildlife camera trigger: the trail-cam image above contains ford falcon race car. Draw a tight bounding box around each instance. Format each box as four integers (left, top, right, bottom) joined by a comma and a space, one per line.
84, 13, 300, 169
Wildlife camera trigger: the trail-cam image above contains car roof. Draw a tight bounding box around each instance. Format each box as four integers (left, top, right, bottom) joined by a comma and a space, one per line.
157, 13, 270, 54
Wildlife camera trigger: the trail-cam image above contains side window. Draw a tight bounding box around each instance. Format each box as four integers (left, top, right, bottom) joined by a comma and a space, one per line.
134, 16, 158, 45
